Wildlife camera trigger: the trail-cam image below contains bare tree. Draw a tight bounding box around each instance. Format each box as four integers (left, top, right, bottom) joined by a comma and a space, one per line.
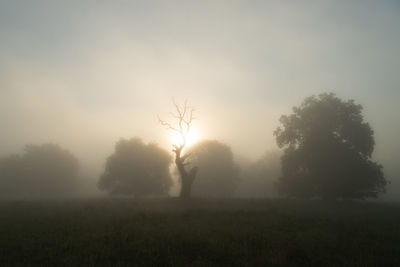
159, 100, 198, 199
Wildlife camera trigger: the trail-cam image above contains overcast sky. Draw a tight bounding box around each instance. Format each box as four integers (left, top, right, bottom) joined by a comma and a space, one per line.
1, 1, 399, 194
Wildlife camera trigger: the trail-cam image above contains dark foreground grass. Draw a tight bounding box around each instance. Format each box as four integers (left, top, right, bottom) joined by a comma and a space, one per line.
0, 198, 399, 266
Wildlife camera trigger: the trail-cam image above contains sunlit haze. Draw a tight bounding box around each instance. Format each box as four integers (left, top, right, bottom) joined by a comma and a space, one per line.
2, 2, 400, 265
169, 125, 201, 147
0, 1, 399, 198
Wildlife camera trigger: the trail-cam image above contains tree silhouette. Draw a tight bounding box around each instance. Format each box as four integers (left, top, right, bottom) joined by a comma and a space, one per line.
0, 144, 79, 197
159, 100, 198, 199
237, 151, 281, 198
98, 138, 172, 196
186, 140, 240, 197
274, 93, 387, 200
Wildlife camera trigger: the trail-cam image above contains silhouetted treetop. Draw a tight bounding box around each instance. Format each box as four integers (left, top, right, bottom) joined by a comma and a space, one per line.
0, 143, 79, 196
274, 93, 386, 200
186, 140, 240, 198
98, 138, 172, 196
275, 93, 374, 157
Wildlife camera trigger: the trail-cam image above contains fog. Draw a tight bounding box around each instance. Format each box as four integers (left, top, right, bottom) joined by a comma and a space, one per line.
0, 1, 399, 199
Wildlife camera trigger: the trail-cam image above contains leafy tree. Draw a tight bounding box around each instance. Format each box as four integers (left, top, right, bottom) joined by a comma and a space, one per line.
186, 140, 240, 197
274, 93, 386, 200
0, 144, 79, 196
159, 100, 198, 199
98, 138, 172, 196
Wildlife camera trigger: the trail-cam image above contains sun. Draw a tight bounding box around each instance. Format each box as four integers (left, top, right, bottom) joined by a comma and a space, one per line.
170, 125, 201, 147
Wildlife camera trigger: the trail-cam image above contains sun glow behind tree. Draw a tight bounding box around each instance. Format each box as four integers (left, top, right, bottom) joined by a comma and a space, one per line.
169, 124, 201, 147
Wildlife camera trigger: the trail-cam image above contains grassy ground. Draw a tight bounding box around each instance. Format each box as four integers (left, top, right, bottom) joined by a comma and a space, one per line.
0, 198, 399, 266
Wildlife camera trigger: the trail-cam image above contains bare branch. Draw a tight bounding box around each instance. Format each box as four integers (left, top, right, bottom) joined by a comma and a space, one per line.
181, 153, 191, 163
159, 100, 197, 148
160, 99, 199, 199
172, 98, 183, 119
158, 115, 181, 133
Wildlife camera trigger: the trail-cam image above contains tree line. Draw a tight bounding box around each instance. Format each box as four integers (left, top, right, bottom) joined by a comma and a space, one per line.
0, 93, 387, 200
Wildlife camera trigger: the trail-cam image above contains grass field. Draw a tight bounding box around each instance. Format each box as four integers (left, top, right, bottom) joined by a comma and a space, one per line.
0, 198, 399, 266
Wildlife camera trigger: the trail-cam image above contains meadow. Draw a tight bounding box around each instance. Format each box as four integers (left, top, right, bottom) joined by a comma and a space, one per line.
0, 198, 399, 266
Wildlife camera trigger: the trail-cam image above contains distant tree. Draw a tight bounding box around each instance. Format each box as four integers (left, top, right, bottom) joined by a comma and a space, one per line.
0, 144, 79, 196
0, 154, 23, 195
98, 138, 172, 196
237, 151, 281, 198
159, 100, 198, 199
186, 140, 240, 197
274, 93, 387, 200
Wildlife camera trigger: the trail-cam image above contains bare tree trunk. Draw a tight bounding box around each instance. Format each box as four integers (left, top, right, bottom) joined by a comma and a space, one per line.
159, 100, 198, 199
173, 145, 198, 200
180, 176, 192, 199
179, 166, 198, 199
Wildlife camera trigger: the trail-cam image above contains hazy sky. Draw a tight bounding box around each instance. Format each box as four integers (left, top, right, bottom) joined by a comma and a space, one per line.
1, 1, 399, 192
